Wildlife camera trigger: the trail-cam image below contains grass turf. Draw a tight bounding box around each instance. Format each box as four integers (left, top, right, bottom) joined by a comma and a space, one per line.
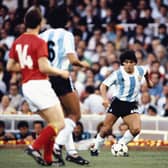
0, 148, 168, 168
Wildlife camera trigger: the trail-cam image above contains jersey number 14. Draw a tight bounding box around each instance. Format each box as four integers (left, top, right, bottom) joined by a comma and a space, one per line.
16, 44, 33, 69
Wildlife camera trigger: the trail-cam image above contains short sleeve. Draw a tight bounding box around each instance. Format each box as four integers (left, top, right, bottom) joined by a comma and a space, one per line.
64, 32, 76, 55
102, 71, 117, 87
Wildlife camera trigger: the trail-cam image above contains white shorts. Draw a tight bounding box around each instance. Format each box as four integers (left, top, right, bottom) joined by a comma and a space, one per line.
22, 80, 60, 112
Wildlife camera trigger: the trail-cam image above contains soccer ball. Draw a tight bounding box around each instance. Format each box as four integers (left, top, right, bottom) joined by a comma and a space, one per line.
111, 143, 128, 156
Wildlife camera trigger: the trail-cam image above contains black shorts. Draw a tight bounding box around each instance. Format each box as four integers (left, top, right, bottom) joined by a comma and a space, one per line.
107, 97, 138, 117
49, 76, 75, 96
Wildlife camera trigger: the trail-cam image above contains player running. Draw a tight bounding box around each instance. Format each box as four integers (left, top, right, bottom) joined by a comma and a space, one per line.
40, 27, 90, 165
7, 7, 68, 166
90, 50, 153, 156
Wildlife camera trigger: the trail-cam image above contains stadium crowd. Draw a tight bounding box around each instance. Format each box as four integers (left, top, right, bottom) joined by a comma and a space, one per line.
1, 0, 168, 140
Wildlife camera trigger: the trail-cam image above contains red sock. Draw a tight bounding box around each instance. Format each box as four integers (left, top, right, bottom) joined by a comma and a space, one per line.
44, 138, 54, 164
32, 125, 56, 150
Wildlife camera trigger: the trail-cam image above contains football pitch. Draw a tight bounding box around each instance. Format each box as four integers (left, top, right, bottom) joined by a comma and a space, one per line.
0, 148, 168, 168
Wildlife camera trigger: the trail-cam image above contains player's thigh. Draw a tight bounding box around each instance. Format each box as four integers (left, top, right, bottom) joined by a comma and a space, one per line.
123, 113, 141, 131
59, 91, 80, 116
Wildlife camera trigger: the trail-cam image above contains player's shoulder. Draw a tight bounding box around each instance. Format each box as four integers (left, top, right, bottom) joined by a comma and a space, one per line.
40, 28, 68, 35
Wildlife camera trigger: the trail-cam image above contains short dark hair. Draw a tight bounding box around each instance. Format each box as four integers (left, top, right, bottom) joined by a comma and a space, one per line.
24, 7, 42, 29
17, 121, 29, 129
85, 85, 95, 94
33, 120, 44, 128
120, 50, 137, 65
158, 24, 167, 29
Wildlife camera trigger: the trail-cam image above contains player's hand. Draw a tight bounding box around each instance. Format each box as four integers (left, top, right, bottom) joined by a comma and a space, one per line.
102, 99, 110, 108
144, 72, 149, 79
81, 61, 90, 68
60, 70, 69, 79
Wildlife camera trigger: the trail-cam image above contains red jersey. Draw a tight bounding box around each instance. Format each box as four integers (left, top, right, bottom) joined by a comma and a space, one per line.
9, 33, 48, 83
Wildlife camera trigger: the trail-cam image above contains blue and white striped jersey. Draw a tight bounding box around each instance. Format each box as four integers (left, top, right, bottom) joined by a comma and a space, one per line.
103, 66, 147, 102
39, 28, 76, 70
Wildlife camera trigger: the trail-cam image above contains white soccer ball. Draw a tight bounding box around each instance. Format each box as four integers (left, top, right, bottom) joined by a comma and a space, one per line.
111, 143, 128, 157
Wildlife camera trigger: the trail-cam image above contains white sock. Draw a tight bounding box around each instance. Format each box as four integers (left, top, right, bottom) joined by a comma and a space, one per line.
118, 130, 134, 144
54, 118, 76, 148
65, 133, 78, 155
94, 133, 105, 150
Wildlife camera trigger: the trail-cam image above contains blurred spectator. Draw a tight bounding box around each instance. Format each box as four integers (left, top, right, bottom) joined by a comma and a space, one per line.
29, 0, 46, 16
18, 100, 32, 115
114, 25, 128, 52
102, 8, 116, 25
8, 82, 23, 110
157, 84, 168, 116
0, 29, 15, 60
0, 4, 9, 26
155, 4, 168, 23
72, 121, 91, 142
117, 8, 133, 23
150, 0, 163, 20
136, 0, 149, 19
149, 72, 163, 102
147, 105, 158, 116
138, 91, 155, 114
32, 120, 44, 139
154, 44, 168, 66
81, 4, 101, 32
135, 49, 146, 65
0, 120, 15, 141
124, 1, 137, 21
157, 24, 168, 47
129, 23, 151, 50
14, 121, 33, 141
90, 42, 105, 63
138, 7, 154, 24
104, 22, 116, 42
0, 95, 16, 114
83, 85, 105, 115
87, 28, 107, 51
149, 60, 165, 80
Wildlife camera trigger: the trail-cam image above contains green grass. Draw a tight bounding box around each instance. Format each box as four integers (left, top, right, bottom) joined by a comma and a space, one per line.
0, 148, 168, 168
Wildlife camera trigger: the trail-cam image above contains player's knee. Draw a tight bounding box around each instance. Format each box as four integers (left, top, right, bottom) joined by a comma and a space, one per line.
66, 112, 81, 122
130, 127, 141, 136
49, 121, 65, 133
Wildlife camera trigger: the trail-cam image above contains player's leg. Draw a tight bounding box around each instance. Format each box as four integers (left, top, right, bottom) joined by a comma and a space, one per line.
54, 91, 89, 165
23, 80, 65, 165
90, 113, 118, 156
118, 113, 141, 145
30, 104, 65, 165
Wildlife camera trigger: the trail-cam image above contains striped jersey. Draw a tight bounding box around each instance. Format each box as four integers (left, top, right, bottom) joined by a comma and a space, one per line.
39, 28, 76, 70
103, 66, 147, 102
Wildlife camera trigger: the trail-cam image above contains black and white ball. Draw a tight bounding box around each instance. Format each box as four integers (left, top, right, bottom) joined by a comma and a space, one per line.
111, 143, 128, 156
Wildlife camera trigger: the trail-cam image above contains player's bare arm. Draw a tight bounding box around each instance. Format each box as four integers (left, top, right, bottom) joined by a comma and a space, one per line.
67, 53, 90, 68
7, 58, 21, 72
100, 83, 110, 108
144, 72, 154, 88
38, 57, 69, 79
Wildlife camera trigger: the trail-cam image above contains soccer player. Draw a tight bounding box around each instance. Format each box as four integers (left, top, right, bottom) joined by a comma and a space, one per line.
39, 28, 90, 165
7, 7, 69, 166
90, 50, 153, 156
